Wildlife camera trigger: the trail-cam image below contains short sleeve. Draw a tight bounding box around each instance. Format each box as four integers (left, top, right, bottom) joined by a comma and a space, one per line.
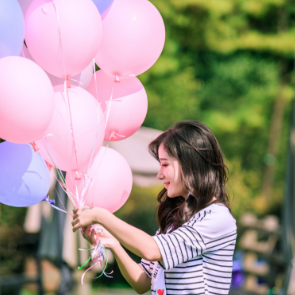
140, 258, 152, 278
153, 225, 206, 270
153, 204, 237, 271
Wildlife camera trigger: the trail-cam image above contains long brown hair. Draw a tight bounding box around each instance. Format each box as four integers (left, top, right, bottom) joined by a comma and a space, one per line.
149, 121, 230, 234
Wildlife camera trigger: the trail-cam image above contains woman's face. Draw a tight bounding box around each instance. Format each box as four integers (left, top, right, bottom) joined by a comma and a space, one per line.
157, 143, 188, 199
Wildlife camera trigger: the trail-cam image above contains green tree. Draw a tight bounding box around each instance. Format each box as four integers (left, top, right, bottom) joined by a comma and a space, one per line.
139, 0, 295, 215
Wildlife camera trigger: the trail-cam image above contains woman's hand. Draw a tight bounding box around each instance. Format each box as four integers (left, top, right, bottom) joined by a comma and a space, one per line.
83, 224, 120, 250
72, 206, 101, 232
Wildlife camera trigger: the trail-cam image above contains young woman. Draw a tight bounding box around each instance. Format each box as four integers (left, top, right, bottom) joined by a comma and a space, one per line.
72, 121, 237, 295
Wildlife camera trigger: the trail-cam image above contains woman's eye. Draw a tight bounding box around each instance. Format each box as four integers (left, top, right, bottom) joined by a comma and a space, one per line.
161, 164, 168, 167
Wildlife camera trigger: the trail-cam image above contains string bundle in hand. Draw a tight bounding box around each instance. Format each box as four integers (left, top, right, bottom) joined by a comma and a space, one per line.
79, 225, 113, 285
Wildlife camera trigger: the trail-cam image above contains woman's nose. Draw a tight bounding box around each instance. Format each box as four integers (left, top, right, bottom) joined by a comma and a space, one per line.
157, 170, 164, 180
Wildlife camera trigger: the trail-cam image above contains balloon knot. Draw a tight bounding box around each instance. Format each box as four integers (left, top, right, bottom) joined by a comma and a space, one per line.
110, 132, 117, 140
66, 77, 71, 88
30, 142, 39, 152
110, 131, 126, 140
45, 161, 53, 171
42, 196, 55, 206
42, 5, 48, 14
75, 171, 82, 180
114, 76, 120, 83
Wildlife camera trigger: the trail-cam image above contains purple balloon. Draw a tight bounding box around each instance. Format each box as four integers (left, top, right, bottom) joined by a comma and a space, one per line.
0, 142, 50, 207
0, 0, 25, 58
92, 0, 114, 15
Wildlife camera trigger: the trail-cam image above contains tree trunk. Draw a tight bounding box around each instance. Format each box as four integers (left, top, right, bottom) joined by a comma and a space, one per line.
261, 74, 287, 200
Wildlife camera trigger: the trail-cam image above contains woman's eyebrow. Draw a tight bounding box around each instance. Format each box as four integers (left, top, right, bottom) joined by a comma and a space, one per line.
159, 158, 168, 161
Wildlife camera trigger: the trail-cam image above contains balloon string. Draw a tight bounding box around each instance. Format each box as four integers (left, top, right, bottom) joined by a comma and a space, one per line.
67, 172, 81, 206
42, 138, 77, 208
78, 227, 113, 284
63, 80, 80, 171
81, 59, 103, 202
90, 142, 109, 206
51, 1, 67, 80
52, 1, 80, 172
42, 196, 70, 215
44, 137, 65, 183
56, 178, 72, 197
54, 186, 68, 213
69, 78, 83, 85
105, 81, 115, 126
79, 256, 91, 270
75, 177, 82, 207
81, 66, 115, 206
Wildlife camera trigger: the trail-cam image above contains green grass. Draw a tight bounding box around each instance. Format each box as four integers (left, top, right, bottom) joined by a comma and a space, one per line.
20, 290, 37, 295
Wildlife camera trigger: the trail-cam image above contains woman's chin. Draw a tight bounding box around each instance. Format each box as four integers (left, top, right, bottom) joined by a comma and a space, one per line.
167, 192, 187, 199
167, 192, 176, 198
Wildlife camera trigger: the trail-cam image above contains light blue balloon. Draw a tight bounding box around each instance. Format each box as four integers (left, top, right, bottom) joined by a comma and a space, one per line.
0, 0, 25, 58
0, 142, 50, 207
92, 0, 114, 15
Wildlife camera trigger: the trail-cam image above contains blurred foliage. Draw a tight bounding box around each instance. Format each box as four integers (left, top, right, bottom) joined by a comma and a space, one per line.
0, 204, 27, 227
138, 0, 294, 217
0, 224, 25, 276
115, 186, 160, 236
0, 204, 27, 276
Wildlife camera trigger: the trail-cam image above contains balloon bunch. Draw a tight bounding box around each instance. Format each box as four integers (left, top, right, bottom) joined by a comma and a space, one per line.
0, 0, 165, 281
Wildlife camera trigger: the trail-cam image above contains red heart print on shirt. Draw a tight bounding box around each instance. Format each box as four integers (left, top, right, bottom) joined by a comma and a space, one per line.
157, 289, 164, 295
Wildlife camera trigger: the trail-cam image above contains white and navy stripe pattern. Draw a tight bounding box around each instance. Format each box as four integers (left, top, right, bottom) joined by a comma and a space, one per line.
141, 204, 237, 295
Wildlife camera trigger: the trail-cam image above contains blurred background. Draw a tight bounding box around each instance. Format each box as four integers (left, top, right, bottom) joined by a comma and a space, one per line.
1, 0, 295, 294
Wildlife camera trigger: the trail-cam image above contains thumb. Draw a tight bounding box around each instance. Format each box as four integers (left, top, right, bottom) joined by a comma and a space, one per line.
97, 237, 116, 250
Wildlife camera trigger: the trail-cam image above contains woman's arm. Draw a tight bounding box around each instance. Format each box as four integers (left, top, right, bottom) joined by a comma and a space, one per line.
112, 243, 151, 294
85, 226, 151, 294
72, 207, 162, 262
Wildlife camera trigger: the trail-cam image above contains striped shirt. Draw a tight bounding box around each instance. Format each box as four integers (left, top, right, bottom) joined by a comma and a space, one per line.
141, 203, 237, 295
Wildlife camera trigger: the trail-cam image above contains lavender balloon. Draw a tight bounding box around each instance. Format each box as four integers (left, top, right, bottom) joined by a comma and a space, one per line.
0, 142, 50, 207
0, 0, 25, 58
92, 0, 114, 15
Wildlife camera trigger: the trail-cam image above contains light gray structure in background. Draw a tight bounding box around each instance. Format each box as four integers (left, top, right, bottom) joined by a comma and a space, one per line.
107, 126, 163, 187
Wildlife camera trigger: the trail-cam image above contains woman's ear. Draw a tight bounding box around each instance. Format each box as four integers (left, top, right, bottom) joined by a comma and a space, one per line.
186, 193, 191, 201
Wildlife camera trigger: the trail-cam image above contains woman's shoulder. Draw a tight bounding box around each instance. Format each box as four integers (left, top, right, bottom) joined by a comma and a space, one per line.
185, 203, 237, 241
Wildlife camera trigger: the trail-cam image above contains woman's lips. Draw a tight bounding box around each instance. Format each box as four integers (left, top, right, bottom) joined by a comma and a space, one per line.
165, 183, 170, 189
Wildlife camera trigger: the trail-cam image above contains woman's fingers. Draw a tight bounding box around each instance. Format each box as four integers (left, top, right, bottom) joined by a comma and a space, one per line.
90, 229, 97, 245
72, 219, 82, 232
71, 218, 80, 227
71, 206, 95, 232
84, 226, 91, 240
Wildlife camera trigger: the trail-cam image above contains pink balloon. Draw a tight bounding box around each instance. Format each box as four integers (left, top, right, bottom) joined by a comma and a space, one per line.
25, 0, 102, 78
95, 0, 165, 77
36, 85, 105, 172
0, 56, 54, 143
87, 71, 148, 141
22, 46, 93, 89
48, 62, 93, 89
66, 147, 133, 213
101, 5, 112, 20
